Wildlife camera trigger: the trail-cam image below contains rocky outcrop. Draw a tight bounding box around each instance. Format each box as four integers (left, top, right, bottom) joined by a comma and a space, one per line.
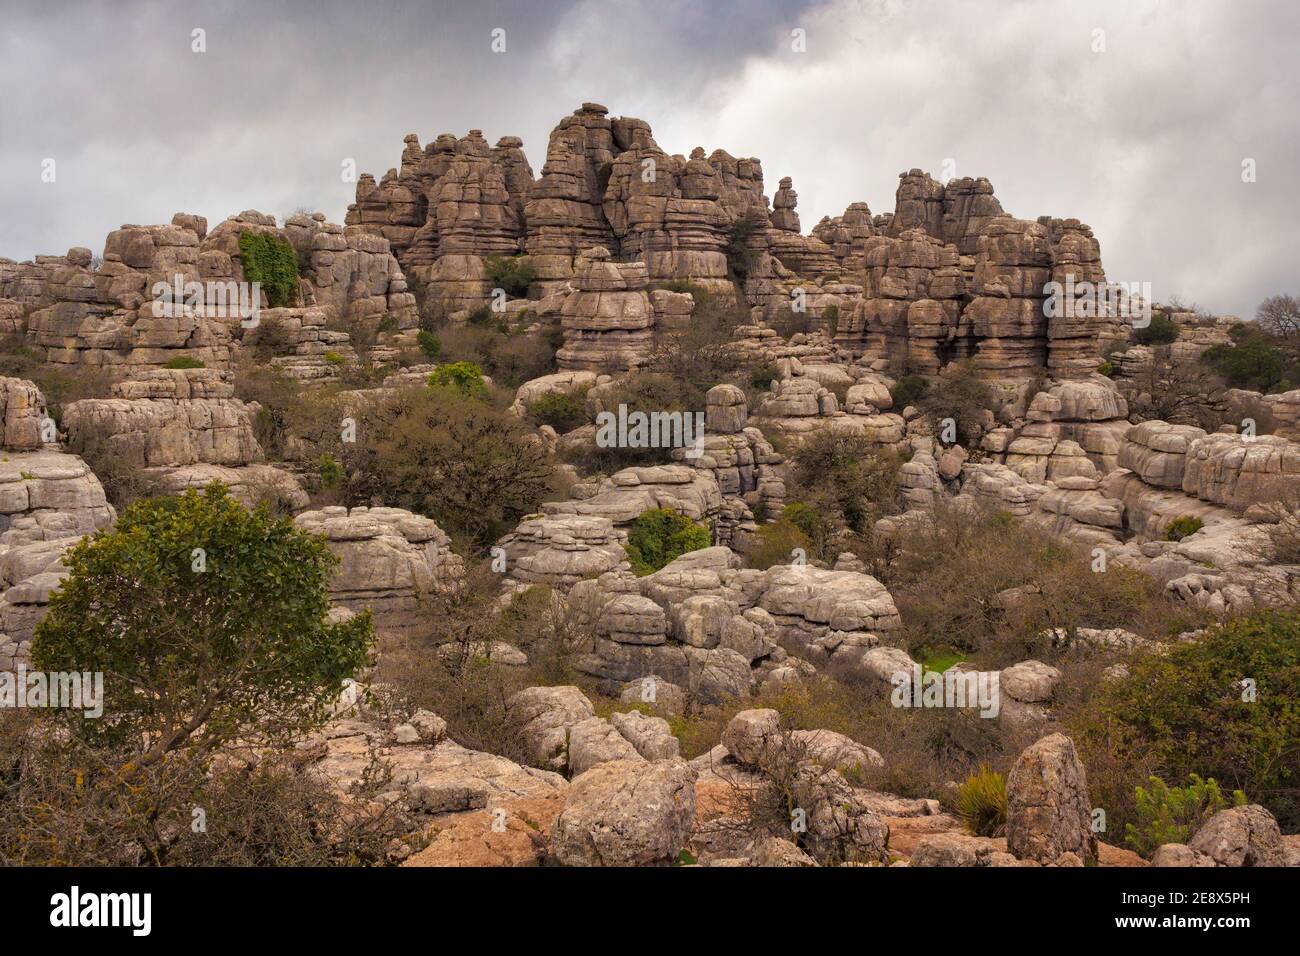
1005, 733, 1097, 866
1182, 433, 1300, 511
293, 506, 464, 638
555, 247, 656, 372
550, 757, 697, 866
1185, 804, 1287, 867
495, 513, 630, 590
545, 464, 722, 527
62, 396, 262, 468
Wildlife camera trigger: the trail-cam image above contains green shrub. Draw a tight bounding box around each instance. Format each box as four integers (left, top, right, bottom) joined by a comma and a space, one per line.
1203, 335, 1293, 392
745, 517, 813, 570
162, 355, 205, 370
781, 502, 834, 558
886, 501, 1194, 660
238, 232, 299, 308
528, 390, 588, 433
889, 374, 928, 408
916, 361, 998, 447
1164, 514, 1204, 541
416, 329, 442, 361
1072, 610, 1300, 829
1132, 313, 1179, 345
318, 453, 343, 488
428, 361, 488, 399
32, 484, 373, 752
344, 385, 553, 549
323, 350, 345, 366
624, 508, 711, 576
466, 305, 495, 326
1097, 360, 1115, 377
750, 363, 781, 391
484, 255, 536, 298
769, 306, 813, 339
724, 214, 759, 282
955, 766, 1007, 837
1124, 774, 1246, 858
790, 431, 901, 536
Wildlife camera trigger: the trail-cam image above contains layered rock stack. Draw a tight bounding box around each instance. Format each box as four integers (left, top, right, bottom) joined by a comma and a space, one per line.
8, 207, 417, 375
523, 103, 620, 292
837, 228, 966, 371
965, 217, 1052, 380
555, 246, 655, 372
811, 201, 880, 273
0, 379, 116, 670
293, 506, 465, 638
61, 367, 308, 509
568, 545, 901, 703
602, 138, 734, 294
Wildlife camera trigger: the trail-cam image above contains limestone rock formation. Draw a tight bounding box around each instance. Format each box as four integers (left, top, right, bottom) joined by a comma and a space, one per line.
293, 506, 464, 637
1005, 733, 1097, 865
550, 757, 697, 866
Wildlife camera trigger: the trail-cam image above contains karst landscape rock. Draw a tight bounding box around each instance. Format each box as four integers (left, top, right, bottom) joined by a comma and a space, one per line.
3, 10, 1299, 913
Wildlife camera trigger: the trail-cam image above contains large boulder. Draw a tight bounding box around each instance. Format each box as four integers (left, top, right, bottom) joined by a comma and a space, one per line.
293, 506, 463, 638
550, 757, 697, 866
1187, 804, 1286, 867
1005, 733, 1097, 865
507, 685, 595, 772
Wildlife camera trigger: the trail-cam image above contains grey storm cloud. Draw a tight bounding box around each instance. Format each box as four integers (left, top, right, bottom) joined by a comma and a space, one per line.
1, 0, 1296, 318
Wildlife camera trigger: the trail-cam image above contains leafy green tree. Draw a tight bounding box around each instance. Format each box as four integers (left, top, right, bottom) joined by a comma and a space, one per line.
528, 390, 589, 432
625, 508, 711, 575
1202, 331, 1292, 392
888, 373, 928, 409
1133, 313, 1179, 345
484, 255, 537, 297
790, 431, 901, 534
416, 328, 442, 360
32, 485, 372, 762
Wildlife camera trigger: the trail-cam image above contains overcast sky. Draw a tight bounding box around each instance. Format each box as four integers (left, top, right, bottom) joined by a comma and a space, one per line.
2, 0, 1296, 317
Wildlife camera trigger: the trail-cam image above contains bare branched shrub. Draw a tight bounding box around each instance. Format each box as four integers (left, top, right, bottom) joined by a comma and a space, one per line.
371, 566, 595, 761
880, 501, 1199, 663
0, 711, 413, 866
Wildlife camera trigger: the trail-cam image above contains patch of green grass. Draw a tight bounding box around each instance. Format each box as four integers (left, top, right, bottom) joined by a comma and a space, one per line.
918, 647, 966, 675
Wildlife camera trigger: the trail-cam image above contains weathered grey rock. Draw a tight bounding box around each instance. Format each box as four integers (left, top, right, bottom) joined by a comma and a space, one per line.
1149, 843, 1217, 867
609, 709, 680, 760
0, 378, 53, 451
1005, 733, 1097, 865
752, 836, 818, 867
550, 757, 697, 866
721, 708, 782, 766
910, 832, 1026, 867
1119, 421, 1207, 489
495, 513, 630, 590
1187, 804, 1286, 867
0, 450, 115, 548
567, 716, 645, 776
508, 685, 596, 772
617, 675, 687, 715
294, 506, 463, 637
1000, 660, 1061, 703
